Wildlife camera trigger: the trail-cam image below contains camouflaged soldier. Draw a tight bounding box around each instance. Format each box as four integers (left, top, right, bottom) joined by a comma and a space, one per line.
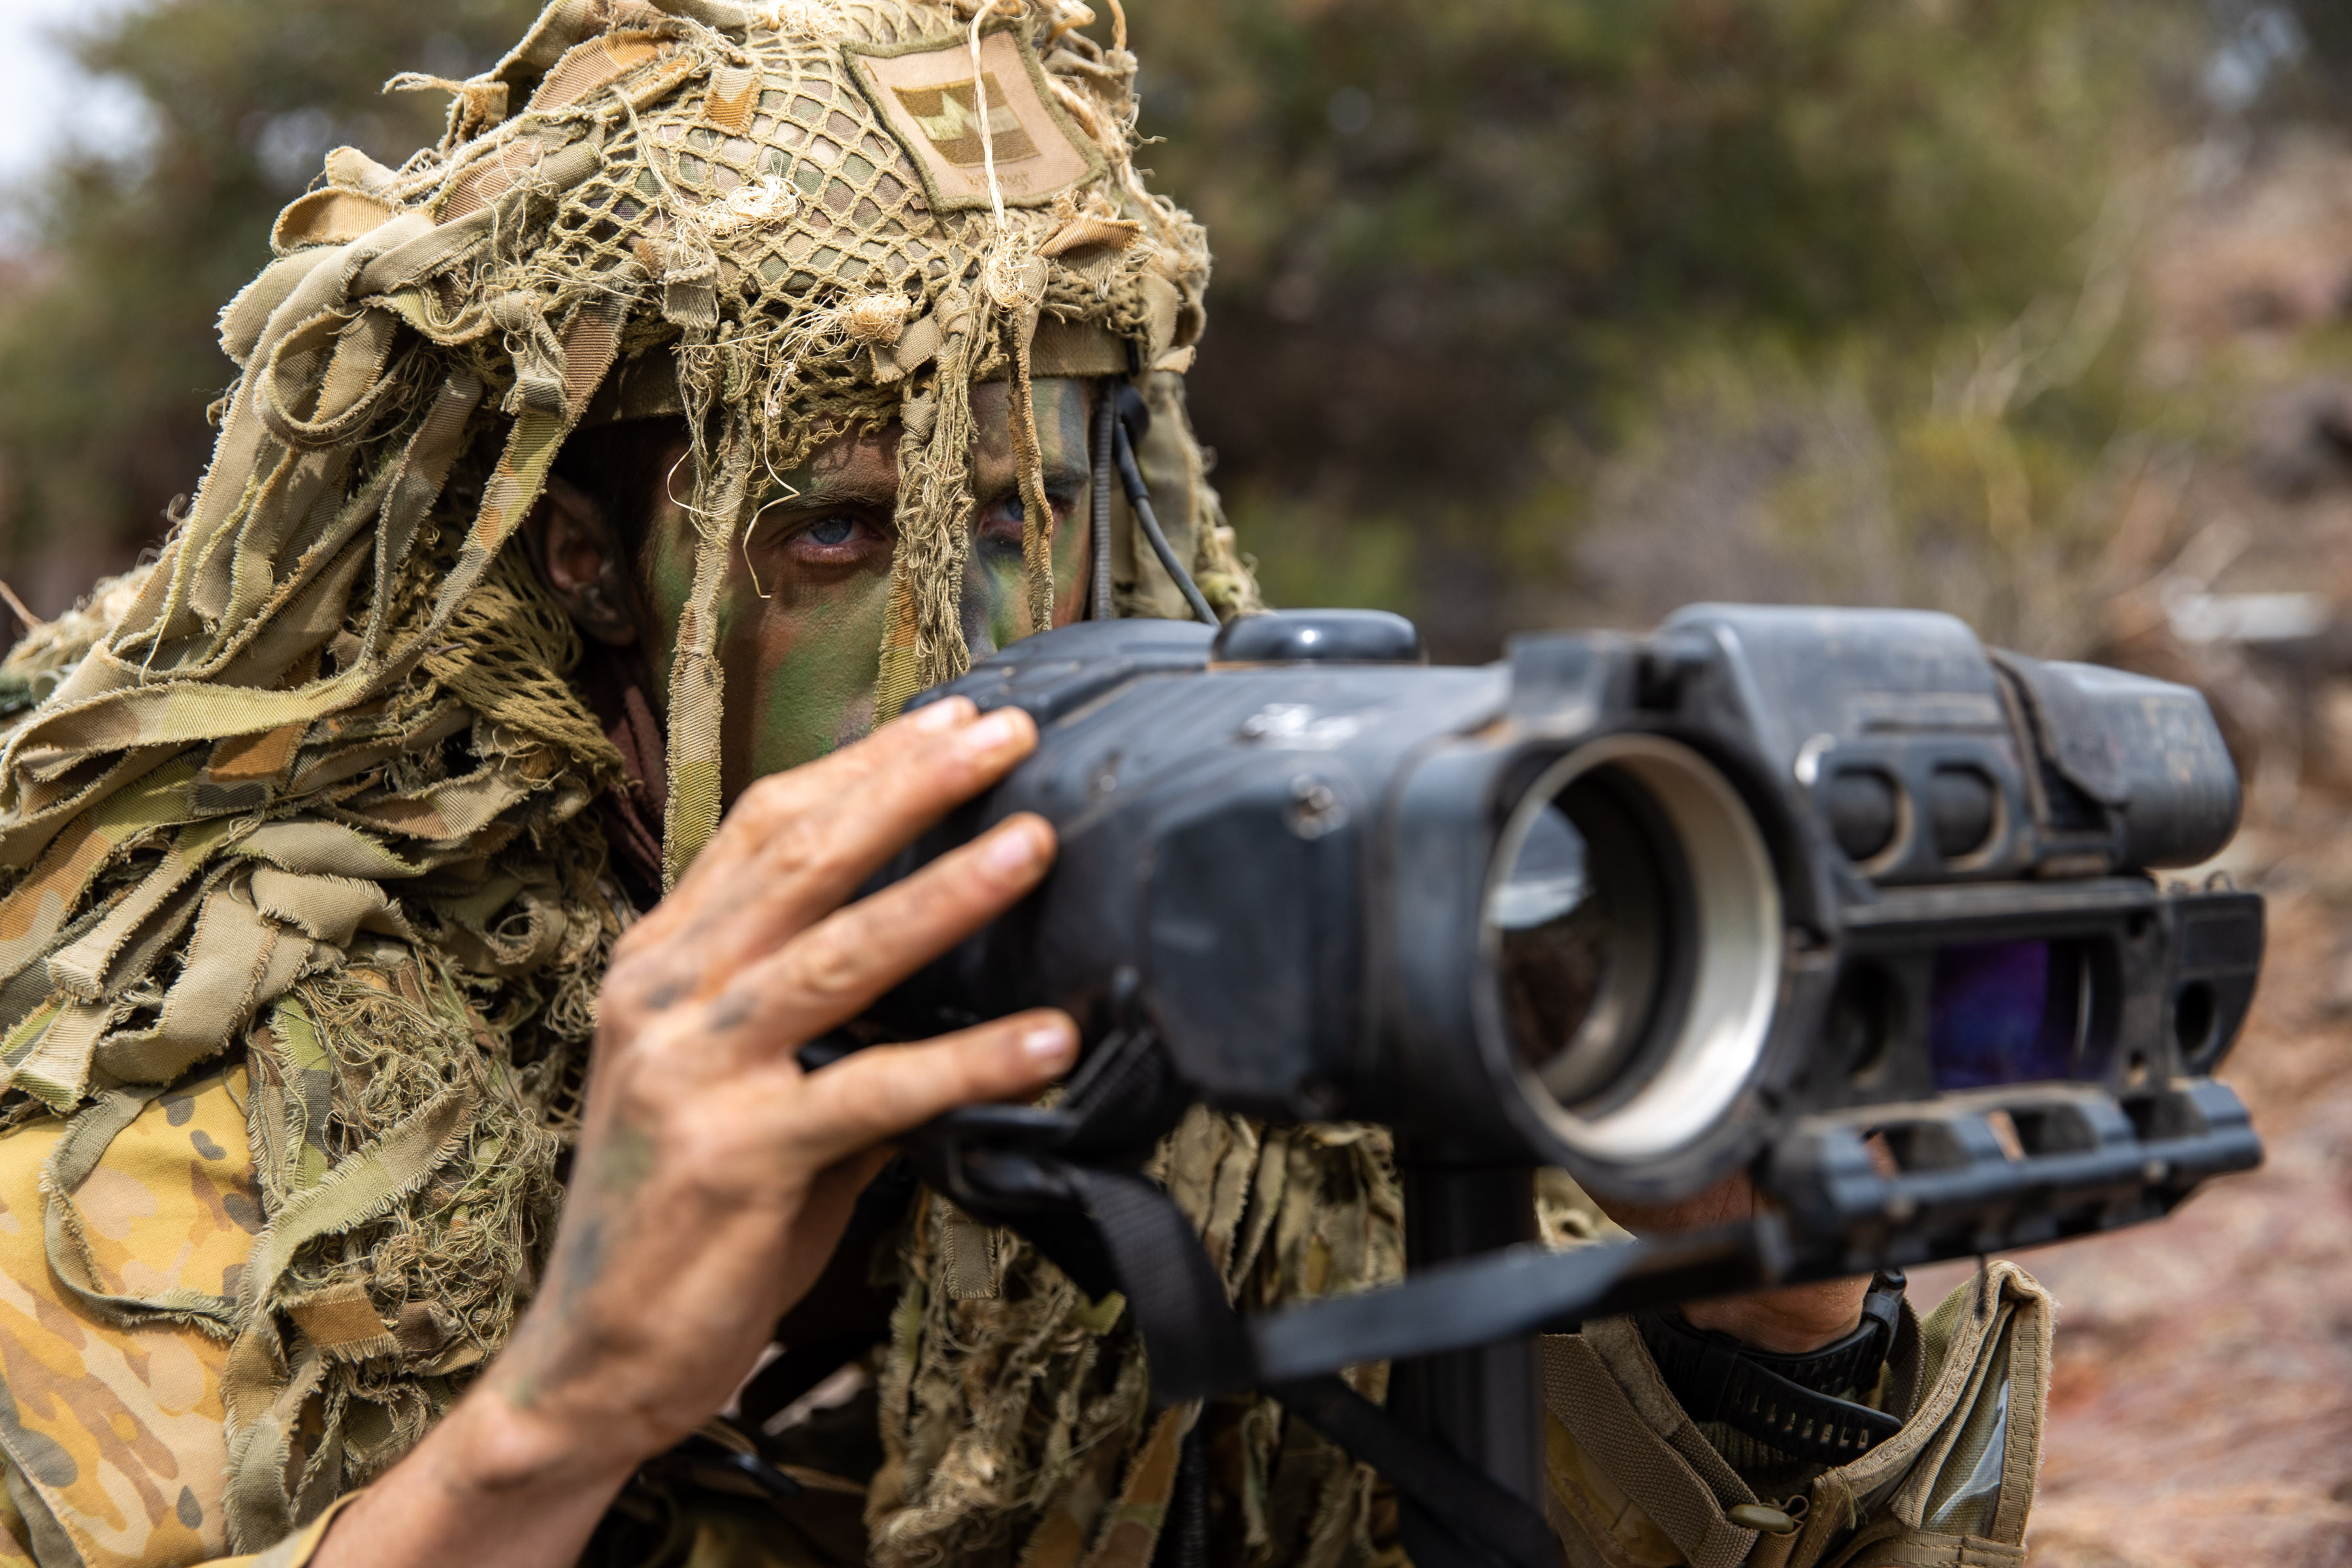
0, 1, 2054, 1565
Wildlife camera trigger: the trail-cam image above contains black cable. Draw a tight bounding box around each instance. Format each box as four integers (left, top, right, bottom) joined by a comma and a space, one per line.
1112, 417, 1218, 628
1151, 1420, 1211, 1568
1090, 384, 1117, 621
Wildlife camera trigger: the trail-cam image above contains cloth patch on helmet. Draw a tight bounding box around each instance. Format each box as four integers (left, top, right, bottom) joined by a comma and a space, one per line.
845, 26, 1105, 214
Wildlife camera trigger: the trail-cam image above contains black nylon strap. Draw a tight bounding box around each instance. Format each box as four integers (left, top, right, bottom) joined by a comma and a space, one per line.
1249, 1218, 1786, 1383
1060, 1165, 1252, 1406
1151, 1418, 1211, 1568
1051, 1164, 1559, 1568
1267, 1375, 1560, 1568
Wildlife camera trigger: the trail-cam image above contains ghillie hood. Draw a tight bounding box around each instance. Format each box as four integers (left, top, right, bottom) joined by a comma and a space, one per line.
0, 0, 1266, 1552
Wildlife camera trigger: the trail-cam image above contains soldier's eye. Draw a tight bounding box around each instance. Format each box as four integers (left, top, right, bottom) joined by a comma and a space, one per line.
806, 515, 857, 547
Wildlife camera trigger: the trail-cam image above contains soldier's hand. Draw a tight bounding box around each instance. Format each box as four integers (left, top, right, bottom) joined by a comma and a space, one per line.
314, 696, 1070, 1568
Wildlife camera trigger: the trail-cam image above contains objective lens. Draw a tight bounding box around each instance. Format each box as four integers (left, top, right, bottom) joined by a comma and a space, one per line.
1489, 781, 1673, 1110
1483, 736, 1784, 1166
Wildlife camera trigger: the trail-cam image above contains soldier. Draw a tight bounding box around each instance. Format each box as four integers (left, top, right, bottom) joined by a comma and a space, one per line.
0, 2, 2050, 1565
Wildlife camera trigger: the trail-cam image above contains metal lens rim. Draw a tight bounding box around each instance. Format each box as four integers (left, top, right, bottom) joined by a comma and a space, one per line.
1482, 733, 1784, 1164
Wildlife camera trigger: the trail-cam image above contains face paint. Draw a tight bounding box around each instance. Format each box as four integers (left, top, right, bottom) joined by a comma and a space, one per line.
630, 376, 1100, 802
962, 378, 1098, 661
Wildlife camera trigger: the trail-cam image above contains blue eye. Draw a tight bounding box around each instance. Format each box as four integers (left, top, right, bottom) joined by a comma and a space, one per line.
1004, 498, 1026, 525
806, 515, 857, 547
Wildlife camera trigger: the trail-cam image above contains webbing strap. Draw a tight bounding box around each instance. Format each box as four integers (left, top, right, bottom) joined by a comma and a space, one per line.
1269, 1375, 1561, 1568
223, 1329, 329, 1549
659, 434, 744, 887
14, 1000, 115, 1115
994, 1156, 1560, 1568
1541, 1334, 1763, 1568
93, 878, 314, 1088
1006, 301, 1056, 637
258, 308, 405, 449
45, 817, 238, 1000
1060, 1166, 1250, 1404
0, 753, 206, 986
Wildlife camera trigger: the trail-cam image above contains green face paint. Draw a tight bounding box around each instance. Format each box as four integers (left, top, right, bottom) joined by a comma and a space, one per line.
962, 377, 1096, 661
631, 376, 1099, 802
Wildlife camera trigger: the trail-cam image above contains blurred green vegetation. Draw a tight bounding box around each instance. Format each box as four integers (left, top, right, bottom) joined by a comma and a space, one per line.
0, 0, 2301, 658
0, 0, 538, 611
1128, 0, 2227, 654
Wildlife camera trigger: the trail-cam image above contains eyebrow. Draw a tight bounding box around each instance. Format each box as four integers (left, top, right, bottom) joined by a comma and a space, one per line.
979, 458, 1092, 498
764, 473, 899, 509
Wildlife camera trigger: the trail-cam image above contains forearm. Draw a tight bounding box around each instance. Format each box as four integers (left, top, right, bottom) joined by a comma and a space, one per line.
1596, 1177, 1868, 1354
306, 1389, 636, 1568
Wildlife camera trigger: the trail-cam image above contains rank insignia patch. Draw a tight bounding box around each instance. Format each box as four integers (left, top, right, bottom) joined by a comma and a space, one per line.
846, 26, 1107, 212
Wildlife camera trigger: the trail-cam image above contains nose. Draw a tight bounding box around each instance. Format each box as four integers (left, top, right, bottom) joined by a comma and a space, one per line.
959, 568, 1002, 663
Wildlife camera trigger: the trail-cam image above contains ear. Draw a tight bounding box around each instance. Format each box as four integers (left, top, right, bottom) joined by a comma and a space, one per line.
525, 473, 641, 647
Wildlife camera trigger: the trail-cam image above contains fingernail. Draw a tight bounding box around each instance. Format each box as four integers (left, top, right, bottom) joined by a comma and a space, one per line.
910, 696, 972, 733
985, 819, 1045, 872
1021, 1021, 1076, 1068
960, 710, 1025, 756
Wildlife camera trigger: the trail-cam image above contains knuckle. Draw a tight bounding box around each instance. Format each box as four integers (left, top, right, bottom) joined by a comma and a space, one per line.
828, 1051, 938, 1131
740, 770, 802, 818
757, 813, 838, 881
932, 1045, 992, 1103
608, 920, 664, 969
783, 932, 870, 1007
598, 953, 666, 1015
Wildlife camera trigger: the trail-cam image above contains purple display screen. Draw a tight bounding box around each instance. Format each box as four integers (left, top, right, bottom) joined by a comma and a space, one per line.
1926, 940, 2083, 1089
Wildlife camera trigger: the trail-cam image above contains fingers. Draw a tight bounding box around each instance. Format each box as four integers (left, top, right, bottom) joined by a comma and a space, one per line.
613, 699, 1041, 1005
785, 1009, 1078, 1170
699, 813, 1056, 1053
702, 698, 1012, 877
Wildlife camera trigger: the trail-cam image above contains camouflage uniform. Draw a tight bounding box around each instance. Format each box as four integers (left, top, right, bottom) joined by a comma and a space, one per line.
0, 1, 2051, 1565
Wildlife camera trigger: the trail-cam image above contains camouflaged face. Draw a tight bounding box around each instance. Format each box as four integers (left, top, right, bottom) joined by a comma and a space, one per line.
360, 0, 1227, 881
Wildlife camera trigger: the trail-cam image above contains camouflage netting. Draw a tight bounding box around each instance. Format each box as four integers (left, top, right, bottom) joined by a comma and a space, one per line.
874, 1111, 1407, 1568
0, 0, 1361, 1559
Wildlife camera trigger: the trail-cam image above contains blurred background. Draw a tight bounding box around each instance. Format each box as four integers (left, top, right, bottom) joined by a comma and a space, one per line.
1, 0, 2349, 1559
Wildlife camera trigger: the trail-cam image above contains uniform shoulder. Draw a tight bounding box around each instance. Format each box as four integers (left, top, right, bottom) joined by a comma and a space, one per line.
0, 1072, 260, 1566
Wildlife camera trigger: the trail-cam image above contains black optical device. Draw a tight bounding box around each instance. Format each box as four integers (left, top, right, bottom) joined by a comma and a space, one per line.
838, 605, 2264, 1568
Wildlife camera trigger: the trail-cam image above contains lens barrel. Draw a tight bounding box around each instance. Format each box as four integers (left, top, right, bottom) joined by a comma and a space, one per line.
1481, 736, 1784, 1168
